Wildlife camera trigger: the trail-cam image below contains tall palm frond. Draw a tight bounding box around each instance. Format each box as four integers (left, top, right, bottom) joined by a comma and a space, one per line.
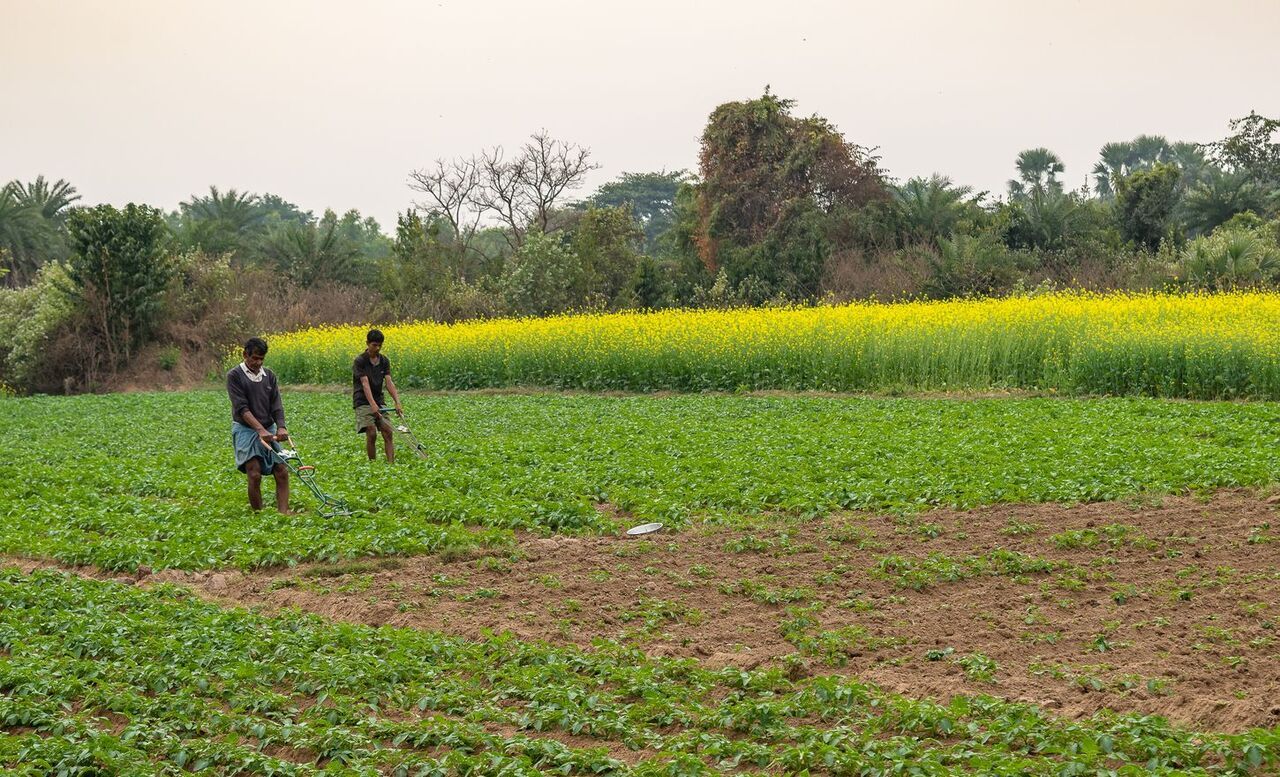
1179, 169, 1266, 236
1169, 142, 1210, 182
1010, 147, 1065, 199
1129, 135, 1172, 167
1180, 230, 1280, 290
1091, 142, 1133, 199
0, 185, 61, 286
11, 176, 81, 223
896, 175, 976, 245
262, 220, 360, 287
180, 186, 265, 234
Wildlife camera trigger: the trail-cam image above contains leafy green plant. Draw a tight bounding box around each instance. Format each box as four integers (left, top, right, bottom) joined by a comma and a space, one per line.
956, 652, 999, 683
1247, 522, 1276, 545
718, 578, 813, 605
723, 534, 773, 553
872, 550, 1060, 591
1000, 519, 1040, 536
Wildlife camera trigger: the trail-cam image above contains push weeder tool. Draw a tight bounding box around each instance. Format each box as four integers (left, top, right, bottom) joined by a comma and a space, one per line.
269, 434, 353, 518
380, 407, 429, 460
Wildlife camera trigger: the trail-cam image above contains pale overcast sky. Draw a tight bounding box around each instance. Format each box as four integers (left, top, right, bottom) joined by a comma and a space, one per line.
4, 0, 1278, 228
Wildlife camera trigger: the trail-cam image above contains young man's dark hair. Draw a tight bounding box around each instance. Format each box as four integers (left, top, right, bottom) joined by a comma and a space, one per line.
367, 329, 384, 344
244, 337, 269, 357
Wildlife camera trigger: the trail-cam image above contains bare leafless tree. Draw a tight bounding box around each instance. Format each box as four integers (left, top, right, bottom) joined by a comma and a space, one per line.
407, 155, 484, 255
410, 130, 600, 253
480, 130, 600, 250
515, 129, 599, 235
473, 146, 529, 251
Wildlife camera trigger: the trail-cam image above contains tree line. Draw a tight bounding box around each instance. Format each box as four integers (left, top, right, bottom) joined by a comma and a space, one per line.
1, 91, 1278, 393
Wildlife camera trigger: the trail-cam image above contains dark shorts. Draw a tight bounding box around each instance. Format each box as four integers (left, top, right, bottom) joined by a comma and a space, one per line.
232, 422, 281, 474
355, 404, 391, 434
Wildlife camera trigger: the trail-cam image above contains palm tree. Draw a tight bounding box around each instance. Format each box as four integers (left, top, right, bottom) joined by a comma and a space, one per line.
262, 219, 361, 287
176, 186, 269, 264
1169, 142, 1210, 185
180, 186, 264, 233
926, 232, 1015, 298
0, 184, 60, 286
1091, 136, 1206, 200
1008, 148, 1065, 199
1091, 142, 1133, 199
1180, 230, 1280, 290
1025, 187, 1083, 251
11, 176, 80, 223
1128, 135, 1172, 167
1004, 187, 1084, 252
895, 175, 977, 246
1179, 169, 1266, 236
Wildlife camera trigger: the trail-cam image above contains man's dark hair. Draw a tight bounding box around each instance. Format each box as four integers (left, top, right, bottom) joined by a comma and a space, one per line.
244, 337, 269, 357
367, 329, 385, 344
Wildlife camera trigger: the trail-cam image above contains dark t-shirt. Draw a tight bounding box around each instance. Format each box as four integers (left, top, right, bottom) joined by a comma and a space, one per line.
353, 353, 391, 408
226, 365, 285, 428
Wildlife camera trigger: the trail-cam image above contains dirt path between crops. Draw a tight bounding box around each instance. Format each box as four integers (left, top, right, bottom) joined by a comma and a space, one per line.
10, 490, 1280, 733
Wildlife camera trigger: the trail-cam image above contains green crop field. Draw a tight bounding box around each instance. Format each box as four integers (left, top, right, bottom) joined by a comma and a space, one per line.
4, 387, 1280, 774
2, 390, 1279, 570
3, 569, 1277, 776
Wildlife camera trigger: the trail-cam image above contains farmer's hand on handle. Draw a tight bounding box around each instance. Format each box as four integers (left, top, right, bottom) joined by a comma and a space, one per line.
258, 430, 276, 450
275, 427, 289, 442
395, 404, 403, 418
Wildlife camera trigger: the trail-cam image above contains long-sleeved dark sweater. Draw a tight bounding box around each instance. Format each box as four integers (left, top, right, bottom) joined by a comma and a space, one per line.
226, 365, 286, 428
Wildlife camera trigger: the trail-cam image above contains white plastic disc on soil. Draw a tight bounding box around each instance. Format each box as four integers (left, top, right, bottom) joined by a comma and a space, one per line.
625, 522, 663, 536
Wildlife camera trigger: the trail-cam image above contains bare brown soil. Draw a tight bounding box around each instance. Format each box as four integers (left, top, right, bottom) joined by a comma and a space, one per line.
12, 491, 1280, 732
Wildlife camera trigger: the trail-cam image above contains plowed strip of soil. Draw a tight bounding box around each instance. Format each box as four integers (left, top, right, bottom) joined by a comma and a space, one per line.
10, 490, 1280, 732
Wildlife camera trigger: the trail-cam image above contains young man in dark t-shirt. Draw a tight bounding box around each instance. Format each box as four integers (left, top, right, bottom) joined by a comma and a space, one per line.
226, 337, 291, 513
353, 328, 403, 462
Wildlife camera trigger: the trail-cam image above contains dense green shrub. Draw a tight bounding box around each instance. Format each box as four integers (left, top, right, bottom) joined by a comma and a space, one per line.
1177, 219, 1280, 290
501, 231, 587, 315
0, 262, 80, 392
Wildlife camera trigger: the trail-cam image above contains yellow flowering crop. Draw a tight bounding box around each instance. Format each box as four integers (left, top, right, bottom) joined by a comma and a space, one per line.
262, 291, 1280, 399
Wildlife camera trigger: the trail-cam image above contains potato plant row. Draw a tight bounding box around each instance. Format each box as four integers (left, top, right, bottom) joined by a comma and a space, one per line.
3, 391, 1278, 571
2, 570, 1277, 775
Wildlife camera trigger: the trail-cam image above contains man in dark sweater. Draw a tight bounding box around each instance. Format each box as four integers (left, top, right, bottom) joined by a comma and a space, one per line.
226, 337, 291, 513
353, 328, 403, 463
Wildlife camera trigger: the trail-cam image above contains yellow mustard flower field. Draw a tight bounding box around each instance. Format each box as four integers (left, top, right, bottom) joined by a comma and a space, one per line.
263, 291, 1280, 399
